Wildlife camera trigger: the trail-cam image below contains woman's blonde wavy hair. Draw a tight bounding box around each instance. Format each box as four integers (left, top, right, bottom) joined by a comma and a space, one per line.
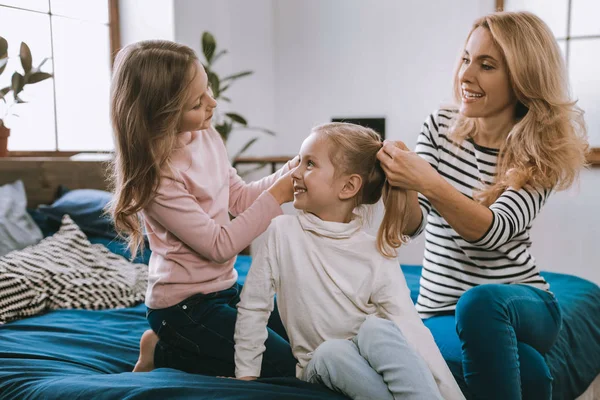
107, 40, 199, 258
313, 123, 409, 258
449, 11, 588, 205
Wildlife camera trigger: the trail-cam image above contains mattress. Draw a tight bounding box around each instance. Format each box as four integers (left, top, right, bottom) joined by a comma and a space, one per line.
1, 255, 598, 399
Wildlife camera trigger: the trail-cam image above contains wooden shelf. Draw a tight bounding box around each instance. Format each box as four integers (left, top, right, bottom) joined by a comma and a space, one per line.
232, 155, 294, 174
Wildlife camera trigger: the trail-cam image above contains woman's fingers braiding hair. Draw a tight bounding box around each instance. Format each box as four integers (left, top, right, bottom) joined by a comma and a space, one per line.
377, 141, 407, 170
377, 140, 424, 190
390, 140, 410, 151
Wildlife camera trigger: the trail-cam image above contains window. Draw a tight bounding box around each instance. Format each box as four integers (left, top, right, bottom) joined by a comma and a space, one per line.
499, 0, 600, 162
0, 0, 119, 152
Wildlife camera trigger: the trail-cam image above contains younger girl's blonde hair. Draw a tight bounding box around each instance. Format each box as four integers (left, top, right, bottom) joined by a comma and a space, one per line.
449, 11, 588, 205
108, 40, 199, 257
313, 122, 409, 258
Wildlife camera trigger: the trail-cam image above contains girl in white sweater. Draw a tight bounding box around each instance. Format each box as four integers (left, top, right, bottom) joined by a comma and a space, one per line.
233, 123, 464, 400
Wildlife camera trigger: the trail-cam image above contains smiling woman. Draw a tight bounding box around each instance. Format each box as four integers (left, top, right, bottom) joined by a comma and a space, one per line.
377, 10, 589, 400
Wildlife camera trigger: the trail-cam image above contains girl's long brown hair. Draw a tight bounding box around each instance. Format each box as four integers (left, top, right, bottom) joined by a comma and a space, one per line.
314, 123, 409, 258
108, 40, 198, 257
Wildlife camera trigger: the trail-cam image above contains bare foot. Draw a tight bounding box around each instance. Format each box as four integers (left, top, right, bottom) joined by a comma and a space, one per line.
133, 329, 159, 372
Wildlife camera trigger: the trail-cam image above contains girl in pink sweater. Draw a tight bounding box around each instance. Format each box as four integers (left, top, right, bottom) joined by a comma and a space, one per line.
108, 40, 298, 377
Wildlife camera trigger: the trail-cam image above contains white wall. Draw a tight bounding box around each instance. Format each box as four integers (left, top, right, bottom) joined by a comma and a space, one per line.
531, 169, 600, 281
119, 0, 175, 46
271, 0, 492, 154
163, 0, 600, 284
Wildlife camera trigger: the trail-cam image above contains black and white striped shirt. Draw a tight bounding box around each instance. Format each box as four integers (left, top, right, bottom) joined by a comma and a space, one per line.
413, 109, 550, 317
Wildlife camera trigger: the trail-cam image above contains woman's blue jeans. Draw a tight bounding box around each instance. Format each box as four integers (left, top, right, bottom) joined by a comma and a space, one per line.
425, 284, 562, 400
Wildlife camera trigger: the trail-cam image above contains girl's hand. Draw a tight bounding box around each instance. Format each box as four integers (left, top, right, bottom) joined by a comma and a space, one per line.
287, 155, 300, 169
268, 170, 294, 205
377, 140, 440, 194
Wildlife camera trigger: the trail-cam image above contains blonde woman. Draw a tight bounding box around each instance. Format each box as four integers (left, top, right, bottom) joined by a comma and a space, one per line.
377, 11, 588, 399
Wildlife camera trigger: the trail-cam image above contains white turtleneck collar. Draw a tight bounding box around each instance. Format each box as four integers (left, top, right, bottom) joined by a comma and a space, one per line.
297, 211, 362, 239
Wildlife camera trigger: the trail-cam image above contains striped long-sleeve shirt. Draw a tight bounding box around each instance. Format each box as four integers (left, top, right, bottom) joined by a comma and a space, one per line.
413, 109, 550, 317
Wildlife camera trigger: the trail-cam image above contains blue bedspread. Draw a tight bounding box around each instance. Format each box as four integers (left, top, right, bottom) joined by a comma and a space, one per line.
0, 256, 344, 400
1, 255, 599, 399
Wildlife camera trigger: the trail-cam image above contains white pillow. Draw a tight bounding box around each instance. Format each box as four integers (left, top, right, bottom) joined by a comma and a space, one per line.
0, 180, 43, 257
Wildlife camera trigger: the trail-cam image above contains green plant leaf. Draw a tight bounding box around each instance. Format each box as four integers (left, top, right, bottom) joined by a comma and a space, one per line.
0, 58, 8, 76
0, 86, 10, 103
221, 70, 253, 82
225, 112, 248, 126
11, 72, 25, 97
211, 49, 228, 64
220, 96, 231, 102
15, 95, 26, 104
0, 36, 7, 58
26, 71, 52, 84
232, 137, 258, 161
202, 32, 216, 63
220, 84, 230, 93
215, 121, 233, 141
207, 70, 220, 98
20, 42, 32, 74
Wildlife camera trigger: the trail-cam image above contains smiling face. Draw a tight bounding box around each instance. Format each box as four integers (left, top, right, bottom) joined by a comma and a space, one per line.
291, 132, 346, 218
457, 27, 517, 120
179, 61, 217, 132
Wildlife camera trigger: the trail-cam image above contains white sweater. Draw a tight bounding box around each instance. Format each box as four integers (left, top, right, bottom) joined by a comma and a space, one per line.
234, 212, 464, 400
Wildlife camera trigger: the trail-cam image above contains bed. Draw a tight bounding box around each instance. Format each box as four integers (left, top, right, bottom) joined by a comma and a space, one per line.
1, 254, 599, 399
1, 158, 599, 399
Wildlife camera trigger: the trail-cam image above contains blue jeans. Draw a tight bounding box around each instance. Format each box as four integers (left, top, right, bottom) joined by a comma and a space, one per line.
146, 283, 296, 377
443, 284, 561, 400
303, 316, 443, 400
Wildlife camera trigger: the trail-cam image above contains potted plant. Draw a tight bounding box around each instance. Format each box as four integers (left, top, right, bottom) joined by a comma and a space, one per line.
200, 31, 275, 168
0, 35, 53, 156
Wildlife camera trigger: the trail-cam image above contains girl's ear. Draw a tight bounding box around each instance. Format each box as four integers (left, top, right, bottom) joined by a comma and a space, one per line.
339, 174, 362, 200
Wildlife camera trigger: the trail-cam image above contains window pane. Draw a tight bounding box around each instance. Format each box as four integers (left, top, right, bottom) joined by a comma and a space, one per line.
50, 0, 108, 24
503, 0, 569, 38
52, 15, 112, 151
0, 6, 56, 151
0, 0, 49, 13
569, 39, 600, 147
571, 0, 600, 36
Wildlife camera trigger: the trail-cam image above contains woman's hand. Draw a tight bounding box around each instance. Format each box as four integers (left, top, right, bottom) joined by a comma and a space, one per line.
377, 140, 440, 194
